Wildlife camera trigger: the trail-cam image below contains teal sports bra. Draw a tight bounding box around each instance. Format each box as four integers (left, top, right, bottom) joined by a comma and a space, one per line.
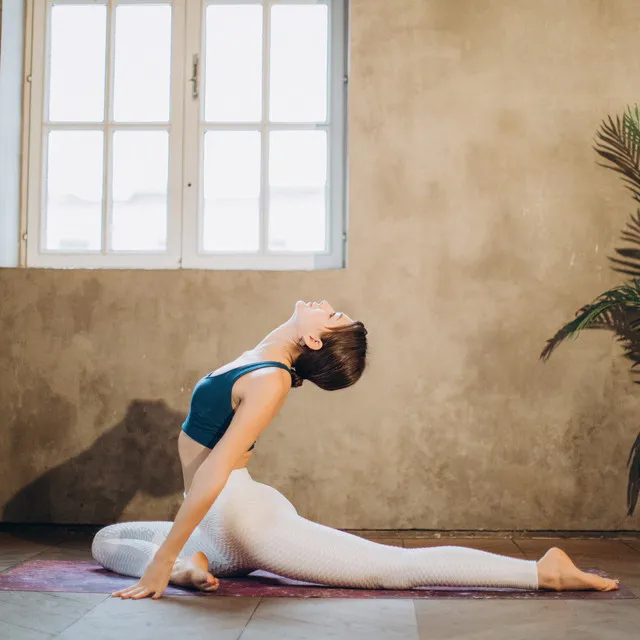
181, 361, 291, 451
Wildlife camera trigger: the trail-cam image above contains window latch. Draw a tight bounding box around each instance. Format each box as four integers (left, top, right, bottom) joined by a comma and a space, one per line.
189, 54, 199, 100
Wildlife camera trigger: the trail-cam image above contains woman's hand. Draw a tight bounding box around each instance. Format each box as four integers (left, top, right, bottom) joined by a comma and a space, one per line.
111, 554, 175, 600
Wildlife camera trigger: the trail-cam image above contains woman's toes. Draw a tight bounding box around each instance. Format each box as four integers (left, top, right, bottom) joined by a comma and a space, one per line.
194, 571, 219, 591
606, 578, 620, 591
203, 574, 219, 591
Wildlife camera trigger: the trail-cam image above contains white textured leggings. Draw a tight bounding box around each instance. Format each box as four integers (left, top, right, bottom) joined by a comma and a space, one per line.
92, 468, 539, 590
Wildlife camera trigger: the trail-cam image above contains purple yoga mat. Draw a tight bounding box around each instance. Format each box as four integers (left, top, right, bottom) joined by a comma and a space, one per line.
0, 559, 635, 599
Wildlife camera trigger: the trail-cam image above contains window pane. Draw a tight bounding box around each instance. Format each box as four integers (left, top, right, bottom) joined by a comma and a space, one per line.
113, 5, 172, 123
45, 131, 103, 251
49, 5, 106, 122
269, 131, 326, 252
205, 5, 262, 123
270, 5, 328, 123
203, 132, 260, 252
112, 131, 169, 251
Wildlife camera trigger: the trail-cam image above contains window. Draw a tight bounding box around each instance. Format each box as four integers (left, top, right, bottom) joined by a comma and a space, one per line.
23, 0, 347, 270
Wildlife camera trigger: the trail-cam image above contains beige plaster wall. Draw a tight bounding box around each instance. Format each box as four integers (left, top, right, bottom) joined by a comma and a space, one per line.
2, 0, 640, 529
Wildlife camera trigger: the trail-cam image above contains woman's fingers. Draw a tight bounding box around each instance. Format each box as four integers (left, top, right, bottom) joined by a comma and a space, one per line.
111, 584, 147, 599
111, 583, 165, 600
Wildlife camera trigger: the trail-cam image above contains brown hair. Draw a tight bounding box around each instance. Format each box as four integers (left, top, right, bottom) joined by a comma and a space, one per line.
290, 321, 368, 390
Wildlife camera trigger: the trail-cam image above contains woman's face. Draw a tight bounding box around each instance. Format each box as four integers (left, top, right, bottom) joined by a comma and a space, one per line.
293, 300, 354, 350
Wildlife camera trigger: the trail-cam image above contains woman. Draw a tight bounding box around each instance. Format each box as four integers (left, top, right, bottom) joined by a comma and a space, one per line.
92, 300, 619, 599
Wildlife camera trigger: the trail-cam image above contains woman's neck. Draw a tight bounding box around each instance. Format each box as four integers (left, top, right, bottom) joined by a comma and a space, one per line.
246, 319, 299, 368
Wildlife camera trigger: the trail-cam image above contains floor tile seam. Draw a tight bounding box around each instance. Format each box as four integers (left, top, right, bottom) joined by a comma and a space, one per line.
236, 596, 263, 639
49, 591, 113, 637
0, 594, 100, 619
241, 604, 320, 630
0, 611, 58, 637
0, 563, 19, 574
620, 540, 640, 555
46, 591, 110, 605
0, 619, 57, 639
27, 547, 64, 560
0, 548, 46, 569
411, 598, 421, 639
244, 598, 420, 632
511, 538, 530, 560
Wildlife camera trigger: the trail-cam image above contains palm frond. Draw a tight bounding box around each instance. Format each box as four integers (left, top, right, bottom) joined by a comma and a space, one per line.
594, 108, 640, 277
547, 106, 640, 518
591, 306, 640, 516
594, 112, 640, 203
624, 104, 640, 145
586, 306, 640, 379
608, 209, 640, 277
627, 431, 640, 516
540, 280, 640, 362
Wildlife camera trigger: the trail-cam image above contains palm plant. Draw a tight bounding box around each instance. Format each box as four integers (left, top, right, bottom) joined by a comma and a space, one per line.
540, 105, 640, 516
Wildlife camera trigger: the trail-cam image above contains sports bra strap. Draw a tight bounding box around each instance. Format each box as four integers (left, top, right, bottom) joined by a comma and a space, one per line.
206, 360, 291, 382
226, 361, 291, 382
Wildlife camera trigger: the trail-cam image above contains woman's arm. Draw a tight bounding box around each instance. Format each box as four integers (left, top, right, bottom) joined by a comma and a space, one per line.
112, 371, 290, 599
156, 372, 289, 562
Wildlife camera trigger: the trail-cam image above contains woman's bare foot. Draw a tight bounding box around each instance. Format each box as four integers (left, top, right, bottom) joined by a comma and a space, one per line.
537, 547, 619, 591
170, 551, 219, 592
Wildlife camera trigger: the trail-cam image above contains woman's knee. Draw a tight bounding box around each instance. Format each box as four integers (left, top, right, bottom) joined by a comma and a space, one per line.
91, 525, 116, 565
91, 522, 127, 544
91, 523, 137, 563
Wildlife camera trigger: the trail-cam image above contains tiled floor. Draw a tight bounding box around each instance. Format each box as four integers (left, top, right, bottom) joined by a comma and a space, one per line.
0, 530, 639, 639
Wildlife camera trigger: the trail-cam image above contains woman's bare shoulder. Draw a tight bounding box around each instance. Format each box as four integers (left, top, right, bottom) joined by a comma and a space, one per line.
238, 366, 292, 402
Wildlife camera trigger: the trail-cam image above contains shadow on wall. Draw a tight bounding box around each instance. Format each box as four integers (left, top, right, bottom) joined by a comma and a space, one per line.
2, 400, 185, 527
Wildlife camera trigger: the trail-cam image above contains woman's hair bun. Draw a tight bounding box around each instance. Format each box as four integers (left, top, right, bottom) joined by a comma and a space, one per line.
290, 367, 304, 388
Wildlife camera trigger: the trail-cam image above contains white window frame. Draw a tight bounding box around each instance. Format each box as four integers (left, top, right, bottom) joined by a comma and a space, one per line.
25, 0, 186, 269
21, 0, 348, 270
0, 0, 25, 267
